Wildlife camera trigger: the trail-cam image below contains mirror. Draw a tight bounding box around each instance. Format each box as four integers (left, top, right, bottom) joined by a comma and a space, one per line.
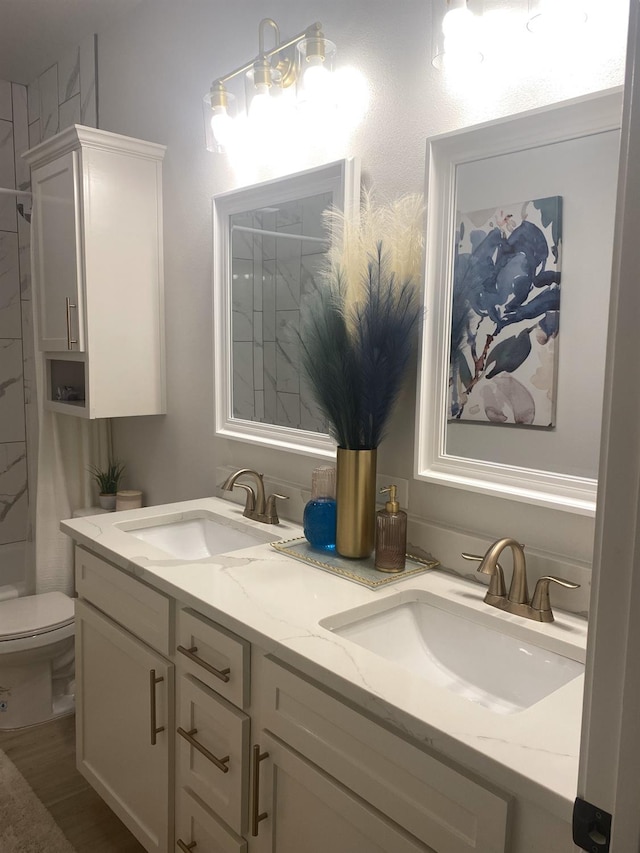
213, 159, 360, 457
415, 90, 622, 515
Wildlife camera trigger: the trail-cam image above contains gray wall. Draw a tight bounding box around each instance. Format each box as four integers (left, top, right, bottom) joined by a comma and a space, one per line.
96, 0, 628, 604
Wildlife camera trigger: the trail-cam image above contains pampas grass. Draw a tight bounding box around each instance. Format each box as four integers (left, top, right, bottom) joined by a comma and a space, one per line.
301, 191, 424, 450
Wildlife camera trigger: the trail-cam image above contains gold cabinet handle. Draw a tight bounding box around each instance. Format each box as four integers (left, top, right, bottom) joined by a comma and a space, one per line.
149, 669, 165, 746
177, 726, 230, 774
65, 297, 77, 349
176, 840, 197, 852
177, 644, 230, 683
251, 744, 269, 837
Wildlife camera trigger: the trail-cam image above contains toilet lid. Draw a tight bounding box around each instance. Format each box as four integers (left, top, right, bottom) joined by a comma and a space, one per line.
0, 592, 74, 641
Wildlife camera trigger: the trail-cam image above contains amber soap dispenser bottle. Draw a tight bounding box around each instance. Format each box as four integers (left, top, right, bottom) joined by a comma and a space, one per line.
375, 485, 407, 573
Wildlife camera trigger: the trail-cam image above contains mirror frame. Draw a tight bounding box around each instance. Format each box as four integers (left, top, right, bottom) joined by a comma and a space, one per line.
213, 158, 360, 458
415, 89, 622, 516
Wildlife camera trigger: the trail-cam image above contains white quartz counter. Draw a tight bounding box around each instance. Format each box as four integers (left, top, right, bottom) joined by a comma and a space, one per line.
61, 495, 587, 823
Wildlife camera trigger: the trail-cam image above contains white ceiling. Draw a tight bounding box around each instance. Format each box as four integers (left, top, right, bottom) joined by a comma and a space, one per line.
0, 0, 142, 84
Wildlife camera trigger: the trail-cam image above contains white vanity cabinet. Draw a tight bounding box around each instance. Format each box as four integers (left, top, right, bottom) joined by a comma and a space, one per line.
174, 607, 252, 853
248, 656, 510, 853
74, 546, 174, 853
24, 124, 166, 418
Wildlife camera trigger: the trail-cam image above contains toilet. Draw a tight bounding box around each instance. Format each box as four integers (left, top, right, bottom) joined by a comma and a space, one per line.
0, 592, 75, 729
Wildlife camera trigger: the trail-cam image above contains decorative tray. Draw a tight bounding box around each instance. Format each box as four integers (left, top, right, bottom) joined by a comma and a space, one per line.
271, 537, 439, 589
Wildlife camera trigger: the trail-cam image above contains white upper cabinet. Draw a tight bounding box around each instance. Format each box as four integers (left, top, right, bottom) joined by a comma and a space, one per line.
24, 125, 166, 418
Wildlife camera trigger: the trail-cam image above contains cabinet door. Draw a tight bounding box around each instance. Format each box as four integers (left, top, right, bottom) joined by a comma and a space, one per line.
250, 734, 432, 853
31, 151, 85, 352
75, 599, 173, 853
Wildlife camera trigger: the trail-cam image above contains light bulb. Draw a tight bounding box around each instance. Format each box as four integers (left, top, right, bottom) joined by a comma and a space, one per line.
437, 3, 483, 68
210, 106, 234, 149
302, 59, 332, 101
249, 83, 272, 122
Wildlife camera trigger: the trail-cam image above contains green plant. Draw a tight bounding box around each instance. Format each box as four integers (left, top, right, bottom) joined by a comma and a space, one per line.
89, 460, 125, 495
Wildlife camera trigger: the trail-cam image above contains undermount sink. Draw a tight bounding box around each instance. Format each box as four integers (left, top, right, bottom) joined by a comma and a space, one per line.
117, 511, 280, 560
322, 590, 584, 715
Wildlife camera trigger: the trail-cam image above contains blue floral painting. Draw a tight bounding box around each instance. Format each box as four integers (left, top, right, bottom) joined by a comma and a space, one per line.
449, 196, 562, 427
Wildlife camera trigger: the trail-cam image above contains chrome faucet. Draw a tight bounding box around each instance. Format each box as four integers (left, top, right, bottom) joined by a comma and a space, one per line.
462, 538, 580, 623
220, 469, 289, 525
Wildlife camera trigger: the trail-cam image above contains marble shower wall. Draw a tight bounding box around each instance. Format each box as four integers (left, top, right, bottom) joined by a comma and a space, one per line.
231, 192, 331, 434
0, 35, 97, 585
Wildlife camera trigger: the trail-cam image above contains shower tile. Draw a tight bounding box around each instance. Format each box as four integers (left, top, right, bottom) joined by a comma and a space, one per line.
0, 119, 16, 233
59, 93, 81, 132
0, 81, 11, 121
0, 442, 28, 546
79, 34, 97, 127
276, 392, 301, 429
28, 120, 41, 149
300, 378, 329, 434
253, 312, 263, 391
263, 341, 277, 423
262, 260, 276, 341
231, 224, 253, 260
301, 191, 332, 255
0, 231, 21, 338
27, 79, 39, 124
232, 341, 254, 421
21, 298, 35, 408
275, 310, 300, 394
58, 45, 81, 105
11, 84, 29, 193
17, 214, 31, 300
39, 65, 59, 140
254, 389, 264, 421
0, 339, 26, 443
276, 259, 301, 311
232, 258, 253, 342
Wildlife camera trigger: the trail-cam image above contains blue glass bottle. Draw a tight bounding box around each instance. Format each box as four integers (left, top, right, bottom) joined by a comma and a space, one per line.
303, 466, 337, 552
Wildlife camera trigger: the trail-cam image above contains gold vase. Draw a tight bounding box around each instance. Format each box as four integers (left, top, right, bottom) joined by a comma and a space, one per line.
336, 448, 377, 558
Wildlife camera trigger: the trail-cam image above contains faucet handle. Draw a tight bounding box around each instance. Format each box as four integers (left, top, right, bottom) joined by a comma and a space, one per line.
462, 552, 507, 598
530, 576, 580, 622
263, 493, 289, 525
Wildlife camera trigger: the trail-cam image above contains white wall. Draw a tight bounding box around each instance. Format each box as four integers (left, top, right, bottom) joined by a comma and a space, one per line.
97, 0, 629, 609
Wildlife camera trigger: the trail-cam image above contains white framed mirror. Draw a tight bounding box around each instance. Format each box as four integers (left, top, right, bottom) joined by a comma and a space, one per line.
415, 89, 622, 516
213, 158, 360, 458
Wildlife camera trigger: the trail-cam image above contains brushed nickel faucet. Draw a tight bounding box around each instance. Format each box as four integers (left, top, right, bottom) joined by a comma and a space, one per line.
462, 538, 579, 623
220, 469, 288, 525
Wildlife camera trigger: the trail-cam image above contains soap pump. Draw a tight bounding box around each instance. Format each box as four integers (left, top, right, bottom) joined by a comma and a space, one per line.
375, 485, 407, 573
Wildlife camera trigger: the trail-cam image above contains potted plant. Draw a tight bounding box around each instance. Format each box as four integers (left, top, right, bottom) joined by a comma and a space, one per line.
300, 191, 424, 558
89, 461, 126, 511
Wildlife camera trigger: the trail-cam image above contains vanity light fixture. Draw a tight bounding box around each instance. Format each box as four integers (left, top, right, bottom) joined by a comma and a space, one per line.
203, 18, 337, 153
432, 0, 484, 71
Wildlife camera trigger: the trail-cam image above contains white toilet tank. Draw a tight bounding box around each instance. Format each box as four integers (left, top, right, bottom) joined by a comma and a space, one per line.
0, 592, 75, 729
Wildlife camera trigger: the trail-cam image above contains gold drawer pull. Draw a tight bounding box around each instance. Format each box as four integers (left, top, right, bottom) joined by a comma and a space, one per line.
149, 669, 165, 746
251, 744, 269, 836
177, 726, 230, 774
177, 644, 231, 683
177, 840, 197, 852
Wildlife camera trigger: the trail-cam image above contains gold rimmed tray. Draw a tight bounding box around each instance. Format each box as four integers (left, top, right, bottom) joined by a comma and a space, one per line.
271, 537, 439, 589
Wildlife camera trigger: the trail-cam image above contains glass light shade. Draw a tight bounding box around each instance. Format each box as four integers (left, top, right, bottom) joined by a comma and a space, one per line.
203, 89, 236, 153
296, 37, 336, 104
527, 0, 587, 33
432, 0, 484, 70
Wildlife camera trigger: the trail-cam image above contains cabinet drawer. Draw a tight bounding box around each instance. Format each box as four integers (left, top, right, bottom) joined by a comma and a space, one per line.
177, 673, 250, 837
176, 788, 247, 853
177, 608, 249, 708
75, 545, 170, 655
259, 657, 510, 853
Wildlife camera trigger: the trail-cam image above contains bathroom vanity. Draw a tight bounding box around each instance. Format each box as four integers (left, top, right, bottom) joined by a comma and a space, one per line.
62, 497, 587, 853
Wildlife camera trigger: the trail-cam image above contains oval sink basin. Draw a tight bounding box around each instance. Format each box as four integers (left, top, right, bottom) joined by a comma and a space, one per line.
322, 590, 584, 715
118, 511, 280, 560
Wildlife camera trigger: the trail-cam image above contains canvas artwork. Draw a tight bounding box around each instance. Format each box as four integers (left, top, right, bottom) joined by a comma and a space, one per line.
449, 196, 562, 427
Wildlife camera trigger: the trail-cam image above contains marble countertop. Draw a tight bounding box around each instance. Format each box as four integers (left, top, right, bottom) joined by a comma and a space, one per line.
61, 495, 587, 822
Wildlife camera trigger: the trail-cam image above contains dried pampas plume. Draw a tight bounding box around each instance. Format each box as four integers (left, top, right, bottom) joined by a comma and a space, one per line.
322, 188, 425, 309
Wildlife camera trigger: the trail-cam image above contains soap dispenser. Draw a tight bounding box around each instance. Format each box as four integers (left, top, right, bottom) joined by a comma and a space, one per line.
375, 485, 407, 573
303, 465, 337, 552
